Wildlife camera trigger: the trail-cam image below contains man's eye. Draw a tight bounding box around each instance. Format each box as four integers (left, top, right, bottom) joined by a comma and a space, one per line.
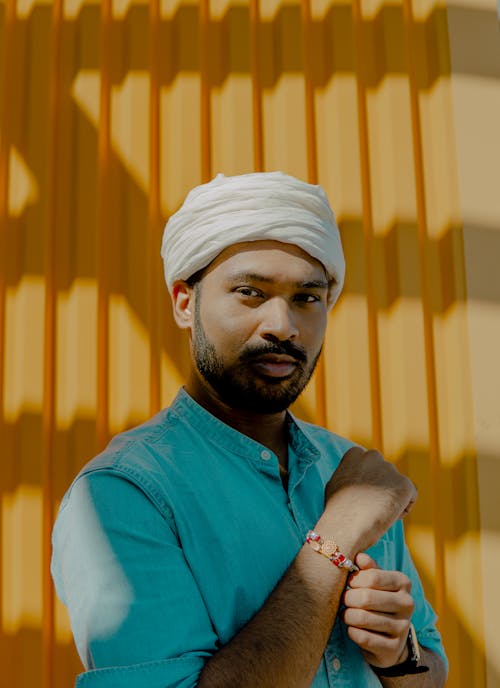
236, 287, 261, 298
295, 293, 320, 303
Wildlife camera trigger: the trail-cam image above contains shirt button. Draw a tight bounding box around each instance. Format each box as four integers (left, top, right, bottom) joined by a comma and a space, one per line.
332, 658, 341, 671
260, 449, 272, 461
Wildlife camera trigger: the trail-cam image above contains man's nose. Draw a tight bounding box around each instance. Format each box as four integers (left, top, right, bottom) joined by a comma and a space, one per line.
257, 297, 299, 341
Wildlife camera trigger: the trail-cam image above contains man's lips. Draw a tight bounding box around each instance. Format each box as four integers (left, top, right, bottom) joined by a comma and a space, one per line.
249, 354, 300, 378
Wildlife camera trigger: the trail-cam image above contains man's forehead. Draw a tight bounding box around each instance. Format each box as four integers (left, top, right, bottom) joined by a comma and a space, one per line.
205, 239, 329, 279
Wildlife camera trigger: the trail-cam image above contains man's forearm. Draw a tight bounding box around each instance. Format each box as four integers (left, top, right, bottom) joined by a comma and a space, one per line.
379, 647, 447, 688
197, 514, 361, 688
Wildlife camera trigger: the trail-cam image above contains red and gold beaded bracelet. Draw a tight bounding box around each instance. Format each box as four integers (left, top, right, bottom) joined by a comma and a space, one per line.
306, 530, 359, 573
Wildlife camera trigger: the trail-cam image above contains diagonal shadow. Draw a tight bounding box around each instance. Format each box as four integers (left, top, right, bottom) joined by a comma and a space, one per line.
1, 1, 498, 496
2, 1, 499, 297
0, 3, 499, 91
2, 411, 499, 542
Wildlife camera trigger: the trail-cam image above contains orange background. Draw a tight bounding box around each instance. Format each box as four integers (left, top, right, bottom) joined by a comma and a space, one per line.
1, 0, 499, 686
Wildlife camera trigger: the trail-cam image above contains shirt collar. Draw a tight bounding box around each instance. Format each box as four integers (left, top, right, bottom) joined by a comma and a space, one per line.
170, 387, 321, 468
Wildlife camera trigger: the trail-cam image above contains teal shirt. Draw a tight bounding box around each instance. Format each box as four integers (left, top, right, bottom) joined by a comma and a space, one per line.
51, 388, 447, 687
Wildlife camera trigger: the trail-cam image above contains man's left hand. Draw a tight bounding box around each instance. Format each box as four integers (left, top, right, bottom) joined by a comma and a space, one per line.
341, 553, 415, 668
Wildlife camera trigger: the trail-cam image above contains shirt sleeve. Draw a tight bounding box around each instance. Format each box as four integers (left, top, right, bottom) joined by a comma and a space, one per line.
51, 470, 219, 688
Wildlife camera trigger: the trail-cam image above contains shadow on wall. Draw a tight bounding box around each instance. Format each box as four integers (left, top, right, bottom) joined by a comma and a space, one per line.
1, 0, 500, 354
1, 2, 500, 688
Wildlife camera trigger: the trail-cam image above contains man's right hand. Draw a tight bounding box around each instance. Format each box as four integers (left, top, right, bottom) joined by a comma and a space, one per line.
323, 447, 417, 551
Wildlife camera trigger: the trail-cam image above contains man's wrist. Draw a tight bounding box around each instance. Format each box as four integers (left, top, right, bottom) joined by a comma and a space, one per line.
394, 643, 410, 665
315, 511, 367, 558
370, 625, 429, 677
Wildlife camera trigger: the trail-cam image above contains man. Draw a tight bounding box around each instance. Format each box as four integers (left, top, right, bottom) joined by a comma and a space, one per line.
51, 172, 448, 687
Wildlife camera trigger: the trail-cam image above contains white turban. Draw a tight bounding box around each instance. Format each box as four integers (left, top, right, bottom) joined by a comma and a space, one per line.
161, 171, 345, 307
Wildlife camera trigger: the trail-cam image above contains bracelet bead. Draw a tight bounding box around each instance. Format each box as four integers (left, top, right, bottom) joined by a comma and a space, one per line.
305, 530, 359, 573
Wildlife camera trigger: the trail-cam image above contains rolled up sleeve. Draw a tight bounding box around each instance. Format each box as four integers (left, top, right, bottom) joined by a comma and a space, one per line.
51, 471, 218, 687
74, 656, 207, 688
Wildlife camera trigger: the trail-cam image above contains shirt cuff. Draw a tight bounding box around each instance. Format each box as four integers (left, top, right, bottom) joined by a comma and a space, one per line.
75, 655, 207, 688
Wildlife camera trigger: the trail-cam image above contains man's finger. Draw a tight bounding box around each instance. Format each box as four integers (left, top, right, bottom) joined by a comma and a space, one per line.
346, 553, 378, 588
343, 588, 415, 615
355, 553, 379, 570
343, 608, 411, 637
346, 569, 413, 593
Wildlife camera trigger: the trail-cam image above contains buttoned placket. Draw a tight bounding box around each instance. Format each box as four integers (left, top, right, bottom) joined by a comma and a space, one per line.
323, 621, 349, 686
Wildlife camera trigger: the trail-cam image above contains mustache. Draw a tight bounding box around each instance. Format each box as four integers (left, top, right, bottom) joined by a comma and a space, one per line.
240, 341, 308, 364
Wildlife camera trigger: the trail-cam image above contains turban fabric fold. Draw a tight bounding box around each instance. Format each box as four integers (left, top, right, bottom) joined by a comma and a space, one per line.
161, 171, 345, 308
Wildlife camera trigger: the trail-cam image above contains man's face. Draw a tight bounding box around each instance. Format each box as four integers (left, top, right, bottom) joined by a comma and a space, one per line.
187, 241, 331, 414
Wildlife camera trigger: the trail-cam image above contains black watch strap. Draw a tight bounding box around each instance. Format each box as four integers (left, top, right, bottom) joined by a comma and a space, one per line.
371, 660, 430, 677
370, 624, 430, 677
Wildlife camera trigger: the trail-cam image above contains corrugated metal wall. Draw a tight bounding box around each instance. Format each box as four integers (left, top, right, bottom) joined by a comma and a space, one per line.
0, 0, 492, 685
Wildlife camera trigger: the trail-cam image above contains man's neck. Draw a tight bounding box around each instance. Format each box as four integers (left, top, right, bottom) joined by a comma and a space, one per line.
184, 378, 289, 467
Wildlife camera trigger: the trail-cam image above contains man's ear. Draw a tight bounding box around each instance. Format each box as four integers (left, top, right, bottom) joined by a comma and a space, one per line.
172, 281, 195, 329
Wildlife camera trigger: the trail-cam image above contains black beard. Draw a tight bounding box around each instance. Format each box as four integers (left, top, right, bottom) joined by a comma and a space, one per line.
192, 304, 321, 414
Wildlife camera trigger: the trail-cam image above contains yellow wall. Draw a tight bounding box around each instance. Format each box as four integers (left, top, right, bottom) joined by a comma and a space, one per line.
446, 1, 500, 685
0, 0, 497, 686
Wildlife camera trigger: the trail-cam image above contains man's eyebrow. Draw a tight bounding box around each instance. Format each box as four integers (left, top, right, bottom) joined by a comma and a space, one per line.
226, 272, 329, 289
299, 279, 329, 290
226, 272, 274, 284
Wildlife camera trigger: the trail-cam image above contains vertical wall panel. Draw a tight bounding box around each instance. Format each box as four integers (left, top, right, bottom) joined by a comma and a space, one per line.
149, 0, 162, 415
43, 1, 64, 684
260, 0, 308, 176
0, 3, 13, 676
210, 0, 254, 176
250, 0, 264, 170
200, 0, 212, 180
0, 1, 495, 686
96, 0, 112, 448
